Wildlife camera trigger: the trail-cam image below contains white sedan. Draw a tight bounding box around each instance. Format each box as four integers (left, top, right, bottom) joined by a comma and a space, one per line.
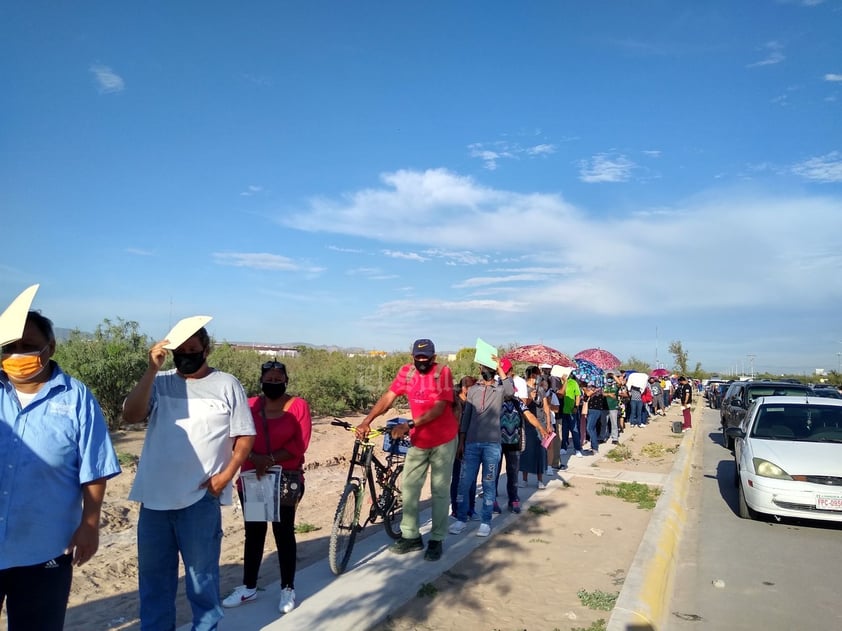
726, 395, 842, 522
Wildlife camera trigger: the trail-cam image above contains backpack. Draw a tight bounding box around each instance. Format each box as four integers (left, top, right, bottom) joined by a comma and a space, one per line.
405, 364, 460, 416
500, 398, 523, 448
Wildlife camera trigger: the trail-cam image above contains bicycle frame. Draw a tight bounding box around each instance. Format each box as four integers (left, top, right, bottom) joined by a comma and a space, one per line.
342, 431, 403, 527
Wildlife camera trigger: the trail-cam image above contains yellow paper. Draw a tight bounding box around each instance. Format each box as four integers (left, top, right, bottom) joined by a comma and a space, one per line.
0, 284, 40, 347
162, 315, 213, 350
474, 337, 498, 368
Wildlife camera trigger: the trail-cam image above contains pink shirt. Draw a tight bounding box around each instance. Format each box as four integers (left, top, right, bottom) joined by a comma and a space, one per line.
389, 363, 458, 449
241, 395, 312, 473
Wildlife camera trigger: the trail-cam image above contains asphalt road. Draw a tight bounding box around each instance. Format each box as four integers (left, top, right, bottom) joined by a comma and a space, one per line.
669, 404, 842, 631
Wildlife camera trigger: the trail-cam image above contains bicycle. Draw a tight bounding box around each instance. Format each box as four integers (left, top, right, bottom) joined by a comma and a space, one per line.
328, 418, 408, 575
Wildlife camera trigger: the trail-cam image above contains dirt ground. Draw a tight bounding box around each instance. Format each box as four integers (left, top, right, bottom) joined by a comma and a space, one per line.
2, 404, 688, 631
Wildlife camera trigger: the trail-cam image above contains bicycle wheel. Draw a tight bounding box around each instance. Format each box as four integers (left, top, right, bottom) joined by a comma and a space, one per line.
382, 464, 404, 540
329, 482, 361, 575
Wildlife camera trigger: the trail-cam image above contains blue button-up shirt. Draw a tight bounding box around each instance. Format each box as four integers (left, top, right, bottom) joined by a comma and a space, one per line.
0, 363, 121, 569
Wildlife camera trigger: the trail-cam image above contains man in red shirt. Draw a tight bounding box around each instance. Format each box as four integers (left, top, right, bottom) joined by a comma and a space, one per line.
356, 339, 458, 562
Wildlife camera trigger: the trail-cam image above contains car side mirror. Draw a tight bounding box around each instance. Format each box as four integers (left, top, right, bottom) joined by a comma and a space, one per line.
725, 427, 746, 440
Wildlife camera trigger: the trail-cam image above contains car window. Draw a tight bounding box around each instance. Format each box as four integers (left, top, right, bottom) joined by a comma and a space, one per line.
751, 404, 842, 442
747, 386, 807, 402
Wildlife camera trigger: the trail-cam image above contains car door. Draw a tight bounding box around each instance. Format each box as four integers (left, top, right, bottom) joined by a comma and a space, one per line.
722, 383, 744, 428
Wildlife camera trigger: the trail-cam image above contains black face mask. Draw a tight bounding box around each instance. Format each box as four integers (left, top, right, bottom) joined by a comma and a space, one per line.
173, 350, 205, 375
480, 368, 496, 382
414, 359, 433, 374
262, 382, 287, 400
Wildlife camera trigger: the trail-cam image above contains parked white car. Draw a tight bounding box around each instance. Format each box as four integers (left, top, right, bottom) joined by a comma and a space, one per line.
726, 396, 842, 522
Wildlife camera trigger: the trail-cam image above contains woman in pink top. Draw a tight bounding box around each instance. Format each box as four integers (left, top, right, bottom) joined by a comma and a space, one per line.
223, 361, 312, 615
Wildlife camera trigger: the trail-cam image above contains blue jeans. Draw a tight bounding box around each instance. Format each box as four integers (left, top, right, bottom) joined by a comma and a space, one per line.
560, 412, 582, 451
138, 492, 224, 631
630, 400, 644, 426
586, 409, 601, 452
450, 453, 476, 516
456, 442, 501, 525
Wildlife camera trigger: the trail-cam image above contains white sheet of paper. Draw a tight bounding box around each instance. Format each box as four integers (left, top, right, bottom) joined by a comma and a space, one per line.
0, 284, 40, 347
162, 315, 213, 350
474, 337, 498, 368
626, 372, 649, 390
551, 365, 573, 379
240, 467, 282, 522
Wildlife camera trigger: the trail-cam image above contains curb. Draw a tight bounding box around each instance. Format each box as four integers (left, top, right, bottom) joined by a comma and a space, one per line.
607, 424, 698, 631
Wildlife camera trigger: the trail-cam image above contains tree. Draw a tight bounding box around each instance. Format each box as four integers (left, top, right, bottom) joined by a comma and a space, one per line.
668, 340, 689, 376
53, 319, 151, 430
620, 356, 650, 373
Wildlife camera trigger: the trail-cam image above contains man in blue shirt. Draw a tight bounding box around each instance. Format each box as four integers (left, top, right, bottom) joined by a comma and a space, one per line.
0, 311, 121, 631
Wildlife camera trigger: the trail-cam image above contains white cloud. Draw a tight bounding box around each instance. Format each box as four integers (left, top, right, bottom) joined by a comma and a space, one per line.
468, 141, 556, 170
346, 267, 398, 280
275, 167, 842, 335
327, 245, 365, 254
791, 152, 842, 182
126, 248, 154, 256
212, 252, 324, 273
240, 185, 264, 196
89, 64, 125, 93
578, 153, 636, 183
642, 150, 662, 158
382, 249, 428, 262
824, 73, 842, 82
746, 41, 785, 68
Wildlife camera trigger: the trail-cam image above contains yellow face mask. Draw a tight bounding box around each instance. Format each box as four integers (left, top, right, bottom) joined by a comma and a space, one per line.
1, 348, 48, 381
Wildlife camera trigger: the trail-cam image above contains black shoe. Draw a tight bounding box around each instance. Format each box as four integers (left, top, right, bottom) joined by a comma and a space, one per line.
424, 540, 443, 561
389, 536, 424, 555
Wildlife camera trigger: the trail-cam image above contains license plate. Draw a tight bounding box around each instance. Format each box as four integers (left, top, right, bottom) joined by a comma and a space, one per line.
816, 495, 842, 511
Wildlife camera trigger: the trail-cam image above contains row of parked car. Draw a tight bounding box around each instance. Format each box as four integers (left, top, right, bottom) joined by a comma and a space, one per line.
708, 378, 842, 523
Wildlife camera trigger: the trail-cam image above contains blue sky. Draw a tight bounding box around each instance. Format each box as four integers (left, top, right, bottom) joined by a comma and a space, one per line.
2, 1, 842, 376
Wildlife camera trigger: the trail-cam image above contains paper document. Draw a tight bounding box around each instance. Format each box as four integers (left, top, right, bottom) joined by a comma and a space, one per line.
240, 466, 282, 522
0, 284, 40, 347
474, 337, 498, 368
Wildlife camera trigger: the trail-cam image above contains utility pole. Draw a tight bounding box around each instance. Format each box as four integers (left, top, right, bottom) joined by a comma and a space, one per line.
836, 352, 841, 374
655, 325, 659, 368
747, 354, 756, 379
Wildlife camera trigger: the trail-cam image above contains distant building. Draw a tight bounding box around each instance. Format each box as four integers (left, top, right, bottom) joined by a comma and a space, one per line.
225, 343, 300, 358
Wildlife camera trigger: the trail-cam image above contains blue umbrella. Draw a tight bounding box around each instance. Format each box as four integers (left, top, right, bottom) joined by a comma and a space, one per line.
573, 358, 604, 387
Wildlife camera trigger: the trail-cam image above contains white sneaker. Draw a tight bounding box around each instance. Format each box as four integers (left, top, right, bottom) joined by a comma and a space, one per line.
278, 587, 296, 614
545, 466, 554, 475
537, 481, 547, 490
575, 450, 584, 458
448, 520, 467, 534
518, 480, 527, 488
222, 585, 257, 608
476, 523, 491, 537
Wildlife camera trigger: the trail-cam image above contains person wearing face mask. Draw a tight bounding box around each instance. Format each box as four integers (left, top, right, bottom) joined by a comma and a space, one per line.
449, 358, 513, 537
223, 360, 311, 615
0, 308, 121, 631
123, 319, 255, 631
355, 338, 458, 562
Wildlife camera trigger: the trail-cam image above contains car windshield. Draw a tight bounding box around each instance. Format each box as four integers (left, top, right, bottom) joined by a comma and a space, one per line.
751, 404, 842, 442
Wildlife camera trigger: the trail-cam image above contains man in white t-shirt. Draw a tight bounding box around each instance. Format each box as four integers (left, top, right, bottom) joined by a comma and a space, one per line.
124, 325, 255, 631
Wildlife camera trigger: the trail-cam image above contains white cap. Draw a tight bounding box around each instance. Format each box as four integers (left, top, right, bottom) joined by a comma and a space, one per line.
539, 363, 552, 369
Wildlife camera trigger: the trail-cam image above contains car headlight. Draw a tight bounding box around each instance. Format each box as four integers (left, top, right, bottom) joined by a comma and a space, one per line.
752, 458, 792, 480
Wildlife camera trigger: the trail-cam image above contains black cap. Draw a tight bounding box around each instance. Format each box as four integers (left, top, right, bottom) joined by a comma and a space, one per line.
411, 339, 435, 357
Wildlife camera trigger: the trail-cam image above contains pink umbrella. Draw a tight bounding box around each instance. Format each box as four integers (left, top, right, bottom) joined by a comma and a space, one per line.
504, 344, 576, 368
650, 368, 670, 378
574, 348, 621, 371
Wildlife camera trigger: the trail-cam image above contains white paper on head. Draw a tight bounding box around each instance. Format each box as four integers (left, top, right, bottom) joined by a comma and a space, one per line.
550, 365, 573, 379
0, 284, 40, 347
162, 316, 213, 350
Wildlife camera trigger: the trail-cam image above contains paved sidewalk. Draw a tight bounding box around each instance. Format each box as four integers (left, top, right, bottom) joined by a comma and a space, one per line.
188, 440, 673, 631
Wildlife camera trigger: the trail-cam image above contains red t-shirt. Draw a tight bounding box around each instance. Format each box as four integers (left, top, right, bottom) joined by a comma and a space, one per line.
241, 396, 312, 473
389, 363, 457, 449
